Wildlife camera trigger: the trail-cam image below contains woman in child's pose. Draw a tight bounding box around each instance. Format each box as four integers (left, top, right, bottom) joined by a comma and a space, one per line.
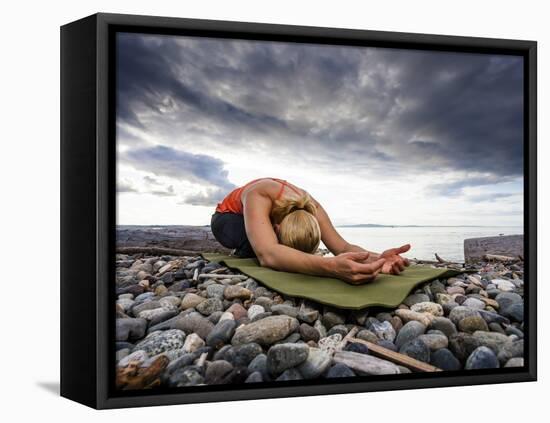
211, 177, 410, 285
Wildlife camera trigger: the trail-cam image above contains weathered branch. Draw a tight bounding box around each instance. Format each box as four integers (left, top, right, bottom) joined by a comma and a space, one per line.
435, 253, 447, 263
348, 337, 441, 372
484, 254, 521, 262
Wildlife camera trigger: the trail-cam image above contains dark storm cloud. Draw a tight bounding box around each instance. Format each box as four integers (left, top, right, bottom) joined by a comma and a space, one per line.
117, 33, 291, 138
123, 145, 236, 192
117, 33, 524, 193
427, 174, 514, 197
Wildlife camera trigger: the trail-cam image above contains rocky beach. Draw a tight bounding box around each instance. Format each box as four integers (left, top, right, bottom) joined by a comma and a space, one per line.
115, 227, 525, 390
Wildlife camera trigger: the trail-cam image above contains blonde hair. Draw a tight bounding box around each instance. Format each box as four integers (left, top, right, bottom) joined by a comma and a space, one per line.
270, 193, 321, 254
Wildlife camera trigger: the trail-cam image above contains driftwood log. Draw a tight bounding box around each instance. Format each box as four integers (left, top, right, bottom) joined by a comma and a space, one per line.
464, 234, 523, 263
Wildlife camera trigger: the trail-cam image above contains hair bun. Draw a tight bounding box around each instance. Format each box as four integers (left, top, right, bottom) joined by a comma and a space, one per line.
271, 193, 317, 224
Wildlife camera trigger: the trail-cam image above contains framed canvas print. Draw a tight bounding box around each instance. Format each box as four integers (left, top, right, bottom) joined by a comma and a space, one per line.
60, 12, 537, 409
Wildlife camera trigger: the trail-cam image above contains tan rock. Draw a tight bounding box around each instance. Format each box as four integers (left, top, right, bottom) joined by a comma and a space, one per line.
333, 351, 400, 375
231, 315, 299, 346
183, 333, 205, 352
224, 285, 252, 300
180, 293, 206, 310
410, 302, 444, 316
395, 309, 434, 327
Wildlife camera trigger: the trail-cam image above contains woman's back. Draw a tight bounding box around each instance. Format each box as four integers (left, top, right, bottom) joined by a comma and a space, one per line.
215, 177, 302, 214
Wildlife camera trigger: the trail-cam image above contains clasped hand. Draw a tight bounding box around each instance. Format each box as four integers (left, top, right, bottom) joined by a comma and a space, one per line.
331, 244, 411, 285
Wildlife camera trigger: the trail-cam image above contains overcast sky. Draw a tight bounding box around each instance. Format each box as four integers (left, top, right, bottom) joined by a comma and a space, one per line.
116, 32, 524, 227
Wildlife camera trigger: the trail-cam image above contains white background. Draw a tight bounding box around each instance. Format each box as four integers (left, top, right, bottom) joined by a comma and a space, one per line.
1, 0, 547, 420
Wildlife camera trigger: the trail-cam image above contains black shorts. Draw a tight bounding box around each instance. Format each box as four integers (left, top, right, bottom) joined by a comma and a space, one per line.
210, 212, 257, 258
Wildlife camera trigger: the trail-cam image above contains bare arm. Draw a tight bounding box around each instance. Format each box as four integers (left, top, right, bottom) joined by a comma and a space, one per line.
242, 190, 333, 275
310, 195, 411, 275
242, 190, 386, 284
310, 195, 381, 259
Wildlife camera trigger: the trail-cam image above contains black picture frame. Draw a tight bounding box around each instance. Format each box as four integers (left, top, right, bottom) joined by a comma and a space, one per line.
60, 12, 537, 409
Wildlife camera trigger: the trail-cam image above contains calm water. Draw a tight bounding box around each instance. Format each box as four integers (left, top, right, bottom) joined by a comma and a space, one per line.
330, 226, 524, 262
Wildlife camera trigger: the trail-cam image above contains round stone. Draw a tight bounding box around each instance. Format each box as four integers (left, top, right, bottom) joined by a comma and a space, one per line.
206, 284, 226, 299
462, 297, 485, 310
248, 353, 269, 380
247, 305, 266, 320
297, 347, 331, 379
132, 329, 186, 356
181, 293, 206, 310
206, 319, 237, 349
266, 343, 310, 375
502, 303, 524, 322
465, 346, 499, 369
183, 333, 205, 353
395, 321, 426, 349
430, 348, 461, 371
204, 360, 234, 384
327, 324, 349, 337
321, 312, 346, 329
231, 315, 300, 346
245, 371, 263, 383
497, 340, 524, 364
299, 323, 320, 342
224, 285, 252, 300
472, 331, 510, 353
356, 329, 378, 343
495, 292, 523, 310
369, 320, 397, 342
196, 298, 224, 316
399, 338, 430, 363
344, 342, 369, 354
429, 317, 457, 338
448, 306, 481, 325
325, 363, 356, 378
417, 333, 448, 350
116, 318, 147, 341
458, 316, 489, 333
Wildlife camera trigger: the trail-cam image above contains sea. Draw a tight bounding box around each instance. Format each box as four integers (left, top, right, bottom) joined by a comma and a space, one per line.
330, 226, 524, 262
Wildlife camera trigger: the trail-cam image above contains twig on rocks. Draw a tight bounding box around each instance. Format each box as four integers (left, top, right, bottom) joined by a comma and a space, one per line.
192, 268, 199, 282
196, 352, 208, 368
198, 274, 248, 280
348, 337, 442, 372
335, 326, 360, 351
411, 259, 440, 264
435, 253, 447, 263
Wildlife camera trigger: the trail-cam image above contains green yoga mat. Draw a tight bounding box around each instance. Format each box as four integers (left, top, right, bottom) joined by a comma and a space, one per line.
202, 253, 460, 310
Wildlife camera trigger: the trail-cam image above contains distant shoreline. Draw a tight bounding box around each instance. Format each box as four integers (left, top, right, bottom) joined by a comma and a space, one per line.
116, 224, 523, 229
337, 224, 523, 228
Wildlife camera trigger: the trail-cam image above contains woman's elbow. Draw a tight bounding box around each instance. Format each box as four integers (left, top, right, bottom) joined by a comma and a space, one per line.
257, 250, 276, 268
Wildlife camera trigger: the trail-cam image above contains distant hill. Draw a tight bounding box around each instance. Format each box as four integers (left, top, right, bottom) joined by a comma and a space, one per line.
337, 224, 493, 228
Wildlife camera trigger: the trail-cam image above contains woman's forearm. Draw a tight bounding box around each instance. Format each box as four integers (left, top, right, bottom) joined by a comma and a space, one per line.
258, 244, 335, 277
341, 242, 380, 261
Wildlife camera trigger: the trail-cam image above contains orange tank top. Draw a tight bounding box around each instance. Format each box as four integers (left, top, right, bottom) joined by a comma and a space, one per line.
215, 177, 301, 214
